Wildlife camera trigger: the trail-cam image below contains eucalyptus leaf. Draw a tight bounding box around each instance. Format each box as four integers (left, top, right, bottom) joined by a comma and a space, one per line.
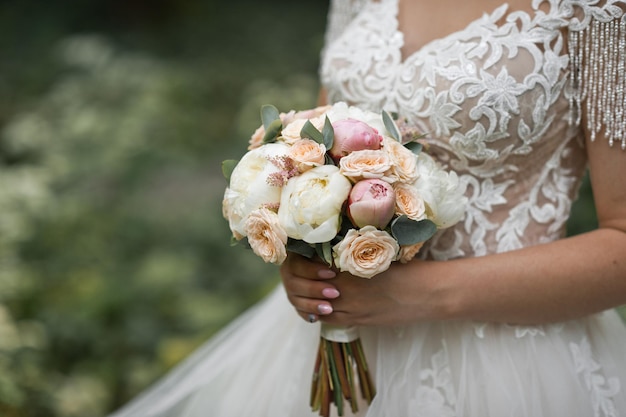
262, 118, 282, 143
222, 159, 238, 181
382, 110, 401, 141
261, 104, 280, 130
391, 216, 438, 245
322, 116, 334, 149
300, 120, 324, 144
404, 141, 423, 155
315, 242, 333, 266
231, 236, 252, 249
287, 239, 316, 258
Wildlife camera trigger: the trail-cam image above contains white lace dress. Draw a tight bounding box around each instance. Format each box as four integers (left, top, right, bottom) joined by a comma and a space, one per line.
110, 1, 626, 416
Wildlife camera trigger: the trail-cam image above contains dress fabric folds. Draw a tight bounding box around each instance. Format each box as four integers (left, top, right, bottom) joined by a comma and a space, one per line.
110, 0, 626, 416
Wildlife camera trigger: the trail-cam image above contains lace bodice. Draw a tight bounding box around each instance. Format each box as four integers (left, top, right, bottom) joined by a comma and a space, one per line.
320, 0, 626, 260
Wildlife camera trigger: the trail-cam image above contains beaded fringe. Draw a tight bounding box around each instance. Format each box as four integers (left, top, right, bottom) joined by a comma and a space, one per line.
569, 16, 626, 150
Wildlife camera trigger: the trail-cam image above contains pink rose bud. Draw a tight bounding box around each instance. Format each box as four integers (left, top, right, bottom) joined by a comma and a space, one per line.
347, 179, 396, 229
329, 118, 383, 161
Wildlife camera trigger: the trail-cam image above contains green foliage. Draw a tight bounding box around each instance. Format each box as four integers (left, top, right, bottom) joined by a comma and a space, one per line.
382, 110, 401, 141
300, 120, 324, 143
0, 1, 327, 415
390, 216, 438, 245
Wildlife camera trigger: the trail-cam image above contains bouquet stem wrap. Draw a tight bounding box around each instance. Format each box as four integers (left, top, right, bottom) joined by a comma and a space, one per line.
310, 324, 375, 417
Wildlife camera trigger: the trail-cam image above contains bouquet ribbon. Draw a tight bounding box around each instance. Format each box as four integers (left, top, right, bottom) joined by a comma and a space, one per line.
310, 323, 375, 417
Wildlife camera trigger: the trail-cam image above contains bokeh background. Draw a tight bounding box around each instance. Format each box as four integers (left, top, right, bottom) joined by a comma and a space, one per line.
0, 1, 620, 416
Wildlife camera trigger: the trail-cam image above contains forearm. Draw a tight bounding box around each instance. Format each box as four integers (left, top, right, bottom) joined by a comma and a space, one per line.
419, 228, 626, 325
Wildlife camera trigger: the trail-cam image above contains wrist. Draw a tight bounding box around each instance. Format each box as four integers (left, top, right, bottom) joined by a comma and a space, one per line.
389, 259, 465, 323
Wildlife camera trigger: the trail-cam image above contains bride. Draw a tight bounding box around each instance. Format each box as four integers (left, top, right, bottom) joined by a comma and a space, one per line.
110, 0, 626, 415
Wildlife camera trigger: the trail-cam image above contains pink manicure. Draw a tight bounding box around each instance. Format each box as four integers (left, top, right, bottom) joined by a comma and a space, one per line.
322, 288, 340, 299
317, 304, 333, 315
318, 269, 336, 279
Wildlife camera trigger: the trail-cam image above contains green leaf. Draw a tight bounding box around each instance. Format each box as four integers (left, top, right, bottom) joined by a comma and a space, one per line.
322, 116, 334, 149
391, 216, 437, 245
404, 141, 423, 155
300, 120, 324, 144
221, 159, 238, 181
262, 118, 282, 143
382, 110, 400, 141
315, 241, 333, 266
287, 239, 316, 258
231, 236, 251, 249
261, 104, 280, 130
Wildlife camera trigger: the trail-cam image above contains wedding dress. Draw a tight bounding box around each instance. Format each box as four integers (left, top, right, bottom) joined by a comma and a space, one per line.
110, 0, 626, 416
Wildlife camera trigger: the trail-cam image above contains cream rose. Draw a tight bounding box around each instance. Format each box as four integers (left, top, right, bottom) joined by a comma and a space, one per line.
245, 208, 288, 264
280, 116, 325, 144
383, 137, 418, 183
393, 182, 427, 221
288, 139, 326, 172
223, 142, 290, 238
278, 165, 352, 243
338, 149, 393, 183
332, 226, 399, 279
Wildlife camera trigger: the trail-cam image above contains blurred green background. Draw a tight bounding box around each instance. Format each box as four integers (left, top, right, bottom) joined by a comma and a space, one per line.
0, 1, 619, 416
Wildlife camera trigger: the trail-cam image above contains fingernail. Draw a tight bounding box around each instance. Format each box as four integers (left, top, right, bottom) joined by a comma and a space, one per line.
322, 288, 340, 299
308, 313, 317, 323
318, 269, 336, 279
317, 304, 333, 315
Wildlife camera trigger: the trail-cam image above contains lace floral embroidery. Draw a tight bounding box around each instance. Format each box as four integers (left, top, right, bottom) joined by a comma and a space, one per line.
570, 337, 621, 417
321, 0, 602, 260
409, 347, 456, 416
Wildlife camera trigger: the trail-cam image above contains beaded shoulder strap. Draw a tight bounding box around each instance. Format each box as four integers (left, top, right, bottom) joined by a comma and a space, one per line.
568, 1, 626, 149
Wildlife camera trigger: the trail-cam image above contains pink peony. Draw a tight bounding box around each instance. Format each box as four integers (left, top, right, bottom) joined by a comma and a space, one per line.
329, 118, 383, 161
347, 179, 396, 229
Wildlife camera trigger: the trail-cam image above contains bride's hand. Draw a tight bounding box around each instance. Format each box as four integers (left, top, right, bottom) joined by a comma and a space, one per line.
280, 253, 453, 326
280, 254, 340, 323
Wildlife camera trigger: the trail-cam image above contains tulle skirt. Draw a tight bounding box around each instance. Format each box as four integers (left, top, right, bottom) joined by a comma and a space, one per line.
109, 285, 626, 417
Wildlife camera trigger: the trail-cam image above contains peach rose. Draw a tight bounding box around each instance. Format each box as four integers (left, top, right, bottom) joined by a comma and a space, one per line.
338, 149, 393, 183
393, 182, 427, 221
383, 137, 418, 183
332, 226, 399, 279
245, 208, 288, 265
398, 242, 425, 264
248, 124, 266, 150
288, 139, 326, 172
286, 105, 332, 124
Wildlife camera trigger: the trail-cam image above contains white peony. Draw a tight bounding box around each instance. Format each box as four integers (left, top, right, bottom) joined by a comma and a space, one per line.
223, 142, 290, 238
412, 152, 467, 228
278, 165, 352, 243
325, 102, 387, 136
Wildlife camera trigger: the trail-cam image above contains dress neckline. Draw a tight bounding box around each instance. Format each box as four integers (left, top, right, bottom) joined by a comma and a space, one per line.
383, 1, 528, 64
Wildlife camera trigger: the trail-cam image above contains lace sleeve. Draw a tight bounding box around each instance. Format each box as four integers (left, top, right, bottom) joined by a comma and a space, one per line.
568, 1, 626, 149
323, 0, 368, 49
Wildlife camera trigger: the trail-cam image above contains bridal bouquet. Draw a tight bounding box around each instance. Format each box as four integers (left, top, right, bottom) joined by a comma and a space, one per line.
222, 101, 466, 416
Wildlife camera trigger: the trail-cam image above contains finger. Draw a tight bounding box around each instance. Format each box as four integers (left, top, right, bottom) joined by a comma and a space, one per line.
288, 293, 334, 318
284, 275, 340, 300
284, 254, 336, 281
